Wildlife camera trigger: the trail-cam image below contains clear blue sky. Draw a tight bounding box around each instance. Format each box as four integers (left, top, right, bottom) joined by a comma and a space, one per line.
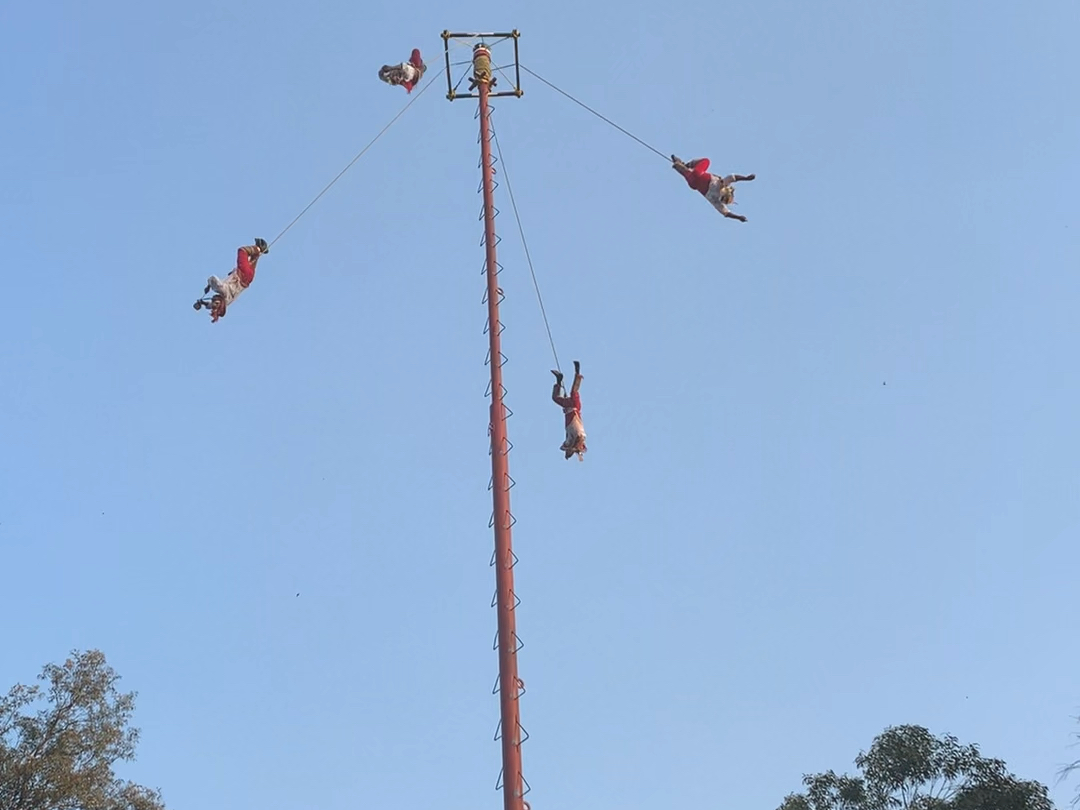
2, 0, 1079, 808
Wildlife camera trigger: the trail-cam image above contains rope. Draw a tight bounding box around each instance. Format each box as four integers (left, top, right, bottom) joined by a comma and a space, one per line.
489, 121, 561, 372
519, 64, 669, 162
269, 68, 444, 247
451, 65, 472, 96
492, 62, 517, 90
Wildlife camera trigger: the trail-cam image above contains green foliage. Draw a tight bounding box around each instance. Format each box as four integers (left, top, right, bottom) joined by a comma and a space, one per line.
778, 725, 1052, 810
1058, 714, 1080, 807
0, 650, 165, 810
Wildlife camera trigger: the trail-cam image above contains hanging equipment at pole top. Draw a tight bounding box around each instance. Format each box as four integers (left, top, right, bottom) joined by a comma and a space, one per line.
470, 44, 495, 91
442, 30, 523, 100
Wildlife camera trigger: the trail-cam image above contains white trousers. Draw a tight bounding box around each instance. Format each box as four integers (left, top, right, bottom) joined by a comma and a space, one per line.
207, 270, 246, 306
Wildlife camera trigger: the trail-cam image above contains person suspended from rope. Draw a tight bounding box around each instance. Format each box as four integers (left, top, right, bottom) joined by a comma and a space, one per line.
671, 156, 755, 222
551, 361, 587, 462
379, 48, 426, 93
193, 239, 268, 323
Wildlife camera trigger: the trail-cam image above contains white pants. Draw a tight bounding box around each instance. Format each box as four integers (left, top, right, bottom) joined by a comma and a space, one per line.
381, 62, 419, 84
207, 270, 246, 306
706, 174, 736, 215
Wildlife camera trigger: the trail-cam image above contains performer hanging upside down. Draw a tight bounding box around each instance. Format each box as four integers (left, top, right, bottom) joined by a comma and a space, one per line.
193, 239, 268, 323
378, 49, 426, 93
552, 361, 587, 461
671, 155, 755, 222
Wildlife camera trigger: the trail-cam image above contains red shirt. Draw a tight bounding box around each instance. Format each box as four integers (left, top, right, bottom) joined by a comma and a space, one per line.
684, 158, 712, 195
563, 391, 581, 427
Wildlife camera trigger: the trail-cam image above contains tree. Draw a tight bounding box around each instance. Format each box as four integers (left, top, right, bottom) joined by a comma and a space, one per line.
0, 650, 165, 810
1058, 714, 1080, 807
777, 724, 1052, 810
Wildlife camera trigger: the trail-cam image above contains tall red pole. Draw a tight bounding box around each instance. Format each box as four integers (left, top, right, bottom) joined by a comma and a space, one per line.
474, 45, 526, 810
